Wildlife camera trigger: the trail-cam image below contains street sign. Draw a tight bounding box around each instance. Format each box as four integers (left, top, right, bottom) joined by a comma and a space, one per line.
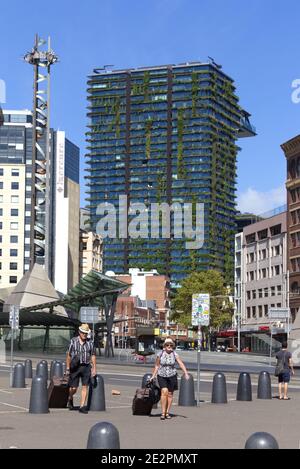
9, 305, 19, 330
80, 307, 99, 324
192, 293, 210, 326
268, 308, 291, 319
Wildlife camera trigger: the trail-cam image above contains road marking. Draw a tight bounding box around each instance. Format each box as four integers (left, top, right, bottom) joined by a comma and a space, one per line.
0, 402, 28, 411
107, 405, 132, 409
0, 410, 25, 414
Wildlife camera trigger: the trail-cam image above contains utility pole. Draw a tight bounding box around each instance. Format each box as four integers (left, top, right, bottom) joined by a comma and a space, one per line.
24, 35, 58, 274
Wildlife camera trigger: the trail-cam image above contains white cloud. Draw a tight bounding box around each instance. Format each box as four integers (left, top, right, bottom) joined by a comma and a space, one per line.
237, 185, 286, 215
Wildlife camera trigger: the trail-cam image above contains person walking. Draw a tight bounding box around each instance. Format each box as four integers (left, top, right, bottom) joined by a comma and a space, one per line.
66, 323, 97, 414
275, 341, 294, 400
151, 337, 189, 420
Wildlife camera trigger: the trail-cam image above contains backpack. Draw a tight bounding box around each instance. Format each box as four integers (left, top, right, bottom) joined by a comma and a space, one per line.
274, 352, 286, 377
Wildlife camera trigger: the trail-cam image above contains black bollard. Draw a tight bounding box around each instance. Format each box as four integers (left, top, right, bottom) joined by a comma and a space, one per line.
12, 363, 26, 388
211, 372, 227, 404
50, 360, 56, 379
24, 359, 32, 379
141, 373, 152, 388
87, 422, 120, 449
87, 374, 106, 411
29, 376, 49, 414
52, 361, 63, 378
236, 372, 252, 401
257, 371, 272, 399
245, 432, 279, 449
36, 360, 48, 381
178, 373, 196, 406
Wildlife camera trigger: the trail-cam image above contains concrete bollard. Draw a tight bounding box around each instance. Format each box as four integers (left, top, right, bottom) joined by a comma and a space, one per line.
178, 373, 196, 406
29, 376, 49, 414
36, 360, 48, 381
87, 422, 120, 449
52, 361, 63, 378
12, 363, 26, 388
87, 374, 106, 411
211, 372, 227, 404
50, 360, 55, 379
237, 372, 252, 401
257, 371, 272, 399
24, 359, 32, 379
245, 432, 279, 449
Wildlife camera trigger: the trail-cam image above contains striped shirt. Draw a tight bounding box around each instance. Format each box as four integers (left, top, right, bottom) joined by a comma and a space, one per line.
68, 336, 96, 365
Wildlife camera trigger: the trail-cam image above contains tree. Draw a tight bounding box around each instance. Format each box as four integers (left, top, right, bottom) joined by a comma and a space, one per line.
171, 270, 234, 330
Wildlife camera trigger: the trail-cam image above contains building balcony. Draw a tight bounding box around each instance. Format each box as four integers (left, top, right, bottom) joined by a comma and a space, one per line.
237, 111, 256, 138
286, 178, 300, 190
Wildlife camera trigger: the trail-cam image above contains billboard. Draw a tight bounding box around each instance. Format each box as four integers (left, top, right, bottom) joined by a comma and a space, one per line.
192, 293, 210, 326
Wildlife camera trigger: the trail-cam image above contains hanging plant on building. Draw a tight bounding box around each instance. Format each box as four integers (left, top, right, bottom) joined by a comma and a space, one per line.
177, 109, 186, 179
145, 118, 153, 160
191, 71, 199, 117
143, 71, 150, 101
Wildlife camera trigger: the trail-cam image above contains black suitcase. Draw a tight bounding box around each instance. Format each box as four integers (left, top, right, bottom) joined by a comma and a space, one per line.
132, 387, 153, 415
48, 376, 69, 408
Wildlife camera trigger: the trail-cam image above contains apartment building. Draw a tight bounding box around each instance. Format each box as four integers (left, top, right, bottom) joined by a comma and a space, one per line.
86, 61, 255, 284
235, 211, 288, 333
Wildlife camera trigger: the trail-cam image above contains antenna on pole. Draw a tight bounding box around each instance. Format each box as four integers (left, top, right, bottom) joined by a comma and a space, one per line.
24, 35, 58, 273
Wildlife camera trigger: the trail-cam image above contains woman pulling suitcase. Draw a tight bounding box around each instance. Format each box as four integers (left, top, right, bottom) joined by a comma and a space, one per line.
151, 337, 189, 420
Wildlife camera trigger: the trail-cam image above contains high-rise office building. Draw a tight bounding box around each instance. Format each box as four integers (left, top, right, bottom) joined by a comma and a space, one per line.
0, 110, 80, 292
86, 62, 255, 283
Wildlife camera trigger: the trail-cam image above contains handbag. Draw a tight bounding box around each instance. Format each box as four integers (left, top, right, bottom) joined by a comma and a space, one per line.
70, 354, 80, 372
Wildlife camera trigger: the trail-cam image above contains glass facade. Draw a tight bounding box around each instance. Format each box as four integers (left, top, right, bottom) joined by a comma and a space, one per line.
0, 112, 80, 284
86, 63, 255, 283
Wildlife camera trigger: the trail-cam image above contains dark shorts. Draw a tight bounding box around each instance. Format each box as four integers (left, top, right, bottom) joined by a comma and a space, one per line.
278, 371, 291, 383
157, 374, 178, 392
69, 364, 91, 388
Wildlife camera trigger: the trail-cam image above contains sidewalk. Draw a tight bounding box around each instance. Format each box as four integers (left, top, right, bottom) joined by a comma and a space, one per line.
0, 365, 299, 449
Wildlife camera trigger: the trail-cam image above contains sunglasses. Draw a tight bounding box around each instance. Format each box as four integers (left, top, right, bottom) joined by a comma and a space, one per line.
165, 344, 173, 348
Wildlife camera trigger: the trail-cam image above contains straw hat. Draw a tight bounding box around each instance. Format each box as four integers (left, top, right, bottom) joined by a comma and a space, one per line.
79, 323, 90, 334
163, 338, 175, 346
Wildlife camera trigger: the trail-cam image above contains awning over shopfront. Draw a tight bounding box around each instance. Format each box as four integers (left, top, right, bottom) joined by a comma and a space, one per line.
0, 267, 129, 356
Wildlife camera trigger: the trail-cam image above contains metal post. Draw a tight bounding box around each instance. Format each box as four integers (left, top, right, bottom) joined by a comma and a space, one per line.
269, 324, 272, 367
197, 322, 201, 405
237, 314, 241, 353
10, 327, 14, 387
287, 270, 290, 339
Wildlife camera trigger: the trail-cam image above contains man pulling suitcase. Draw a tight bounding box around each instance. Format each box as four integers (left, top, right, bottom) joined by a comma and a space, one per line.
66, 323, 97, 414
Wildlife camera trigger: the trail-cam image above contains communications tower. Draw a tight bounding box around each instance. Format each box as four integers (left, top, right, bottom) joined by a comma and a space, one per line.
24, 35, 58, 272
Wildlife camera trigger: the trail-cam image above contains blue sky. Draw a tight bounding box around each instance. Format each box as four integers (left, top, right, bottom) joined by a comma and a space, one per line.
1, 0, 299, 213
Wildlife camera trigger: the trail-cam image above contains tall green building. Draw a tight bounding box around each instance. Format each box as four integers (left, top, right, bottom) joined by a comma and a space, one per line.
86, 62, 255, 284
